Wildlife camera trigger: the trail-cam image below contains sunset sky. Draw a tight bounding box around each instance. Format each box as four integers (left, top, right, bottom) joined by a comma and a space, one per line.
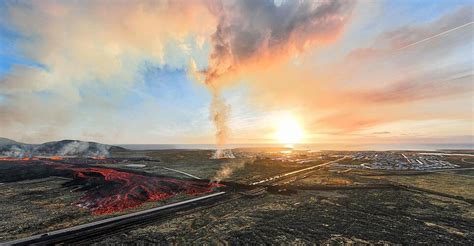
0, 0, 473, 146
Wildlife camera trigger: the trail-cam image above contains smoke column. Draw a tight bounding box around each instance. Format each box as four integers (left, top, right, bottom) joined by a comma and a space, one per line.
200, 0, 353, 158
209, 86, 234, 159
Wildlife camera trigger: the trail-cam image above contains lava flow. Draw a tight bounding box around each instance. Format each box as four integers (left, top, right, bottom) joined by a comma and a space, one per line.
0, 159, 221, 215
0, 157, 34, 161
64, 166, 220, 215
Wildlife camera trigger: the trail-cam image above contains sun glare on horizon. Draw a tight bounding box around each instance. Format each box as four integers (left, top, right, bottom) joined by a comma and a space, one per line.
274, 114, 305, 145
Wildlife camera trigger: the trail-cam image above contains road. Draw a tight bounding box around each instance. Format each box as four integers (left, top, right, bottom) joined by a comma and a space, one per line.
415, 167, 474, 173
461, 158, 474, 164
4, 192, 228, 245
162, 167, 202, 180
418, 152, 474, 157
250, 157, 346, 185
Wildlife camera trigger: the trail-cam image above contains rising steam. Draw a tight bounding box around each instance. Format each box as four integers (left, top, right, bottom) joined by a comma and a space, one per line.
0, 140, 112, 158
209, 88, 235, 159
212, 158, 254, 183
190, 60, 235, 159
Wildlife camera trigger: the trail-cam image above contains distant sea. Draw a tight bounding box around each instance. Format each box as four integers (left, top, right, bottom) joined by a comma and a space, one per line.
119, 143, 473, 151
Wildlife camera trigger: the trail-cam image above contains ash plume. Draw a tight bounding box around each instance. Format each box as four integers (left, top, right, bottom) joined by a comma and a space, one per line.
200, 0, 353, 158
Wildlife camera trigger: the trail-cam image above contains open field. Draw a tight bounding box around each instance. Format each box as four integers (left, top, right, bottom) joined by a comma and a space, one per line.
382, 172, 474, 199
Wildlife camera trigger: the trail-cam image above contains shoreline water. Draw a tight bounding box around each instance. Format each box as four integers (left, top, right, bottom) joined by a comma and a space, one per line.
119, 143, 473, 151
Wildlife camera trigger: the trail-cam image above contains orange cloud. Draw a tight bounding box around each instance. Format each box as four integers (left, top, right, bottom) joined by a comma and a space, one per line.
202, 0, 355, 87
233, 5, 474, 138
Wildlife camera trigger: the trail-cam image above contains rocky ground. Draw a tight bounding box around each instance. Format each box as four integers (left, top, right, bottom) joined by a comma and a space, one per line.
90, 151, 474, 245
92, 187, 473, 245
1, 149, 473, 244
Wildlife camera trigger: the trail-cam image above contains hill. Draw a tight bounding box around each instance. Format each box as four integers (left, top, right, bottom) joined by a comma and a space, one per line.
0, 138, 127, 157
0, 137, 24, 146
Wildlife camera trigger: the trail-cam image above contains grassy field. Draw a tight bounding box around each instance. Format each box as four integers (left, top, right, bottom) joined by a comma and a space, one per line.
382, 172, 474, 199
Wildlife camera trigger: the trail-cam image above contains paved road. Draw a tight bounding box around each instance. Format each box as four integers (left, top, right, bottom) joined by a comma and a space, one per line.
250, 157, 347, 185
3, 192, 228, 245
162, 167, 202, 179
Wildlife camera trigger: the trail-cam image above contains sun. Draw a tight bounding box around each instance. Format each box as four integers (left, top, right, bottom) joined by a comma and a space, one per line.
274, 114, 304, 145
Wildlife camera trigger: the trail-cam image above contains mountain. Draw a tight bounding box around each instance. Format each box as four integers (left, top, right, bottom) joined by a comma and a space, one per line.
0, 137, 25, 146
0, 138, 127, 157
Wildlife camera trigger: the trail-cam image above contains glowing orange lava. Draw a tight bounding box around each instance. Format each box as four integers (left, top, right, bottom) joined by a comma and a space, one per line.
0, 157, 34, 161
0, 159, 222, 215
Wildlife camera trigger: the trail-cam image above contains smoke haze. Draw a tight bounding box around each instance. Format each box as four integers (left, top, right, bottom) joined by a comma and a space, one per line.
212, 158, 254, 183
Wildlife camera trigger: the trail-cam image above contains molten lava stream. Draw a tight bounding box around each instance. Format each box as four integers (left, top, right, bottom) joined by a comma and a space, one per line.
0, 159, 221, 214
48, 156, 64, 160
0, 157, 34, 161
66, 166, 219, 214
